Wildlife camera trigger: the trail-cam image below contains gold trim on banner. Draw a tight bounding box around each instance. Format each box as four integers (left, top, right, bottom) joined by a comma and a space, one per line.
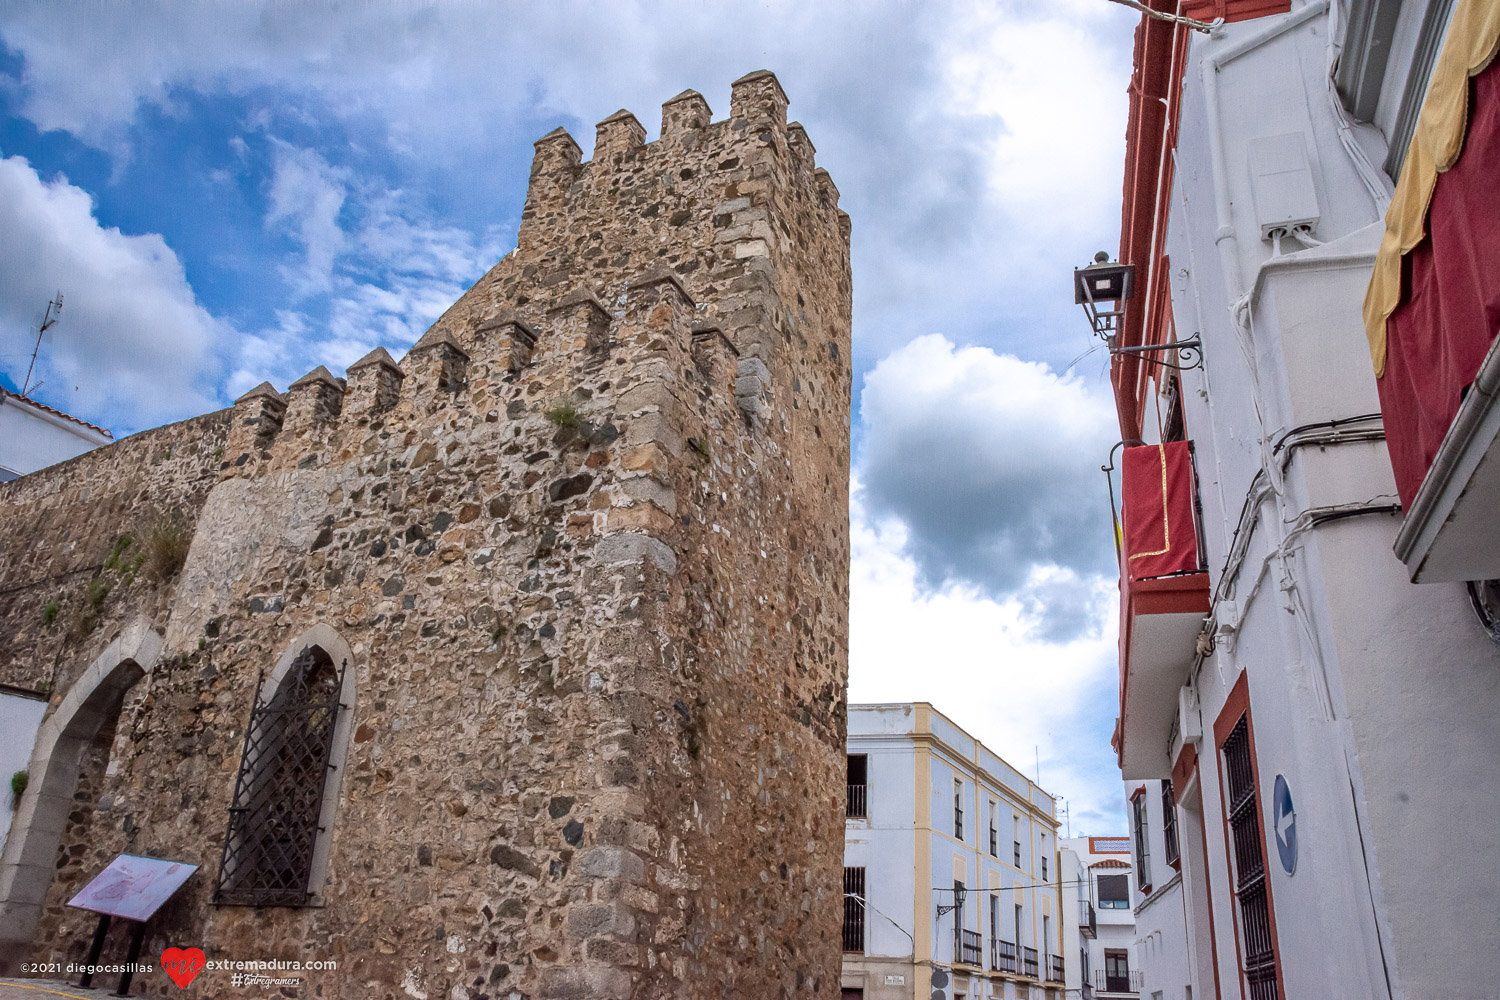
1129, 443, 1172, 561
1364, 0, 1500, 377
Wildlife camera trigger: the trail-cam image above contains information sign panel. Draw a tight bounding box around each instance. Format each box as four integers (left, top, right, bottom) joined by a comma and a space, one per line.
67, 854, 198, 922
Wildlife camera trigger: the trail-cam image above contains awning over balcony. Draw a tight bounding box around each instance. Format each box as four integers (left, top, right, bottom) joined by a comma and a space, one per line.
1361, 1, 1500, 581
1117, 441, 1209, 778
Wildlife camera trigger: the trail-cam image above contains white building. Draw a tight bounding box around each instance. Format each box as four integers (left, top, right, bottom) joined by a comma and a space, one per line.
1122, 782, 1196, 1000
1060, 835, 1141, 1000
842, 703, 1065, 1000
1100, 2, 1500, 998
0, 388, 112, 481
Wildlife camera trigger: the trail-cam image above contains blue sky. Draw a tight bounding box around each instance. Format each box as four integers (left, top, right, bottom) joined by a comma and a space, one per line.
0, 1, 1139, 833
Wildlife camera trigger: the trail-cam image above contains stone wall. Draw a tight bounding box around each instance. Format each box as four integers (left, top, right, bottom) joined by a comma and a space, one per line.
0, 410, 230, 694
0, 70, 850, 1000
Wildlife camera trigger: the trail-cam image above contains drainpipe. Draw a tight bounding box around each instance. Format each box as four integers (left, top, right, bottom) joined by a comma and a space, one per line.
1202, 0, 1332, 302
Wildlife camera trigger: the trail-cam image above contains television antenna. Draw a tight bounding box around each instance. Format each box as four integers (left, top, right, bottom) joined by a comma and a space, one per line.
22, 291, 63, 398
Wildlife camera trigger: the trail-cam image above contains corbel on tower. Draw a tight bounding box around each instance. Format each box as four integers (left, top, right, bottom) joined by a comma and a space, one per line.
546, 288, 613, 356
284, 366, 346, 429
624, 269, 696, 351
594, 109, 646, 162
787, 122, 816, 167
730, 69, 789, 131
345, 346, 404, 421
474, 311, 538, 374
402, 328, 470, 413
813, 168, 840, 212
690, 321, 739, 387
661, 89, 712, 141
222, 382, 286, 479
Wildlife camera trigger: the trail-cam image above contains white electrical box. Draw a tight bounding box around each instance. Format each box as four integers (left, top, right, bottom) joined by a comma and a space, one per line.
1247, 132, 1321, 241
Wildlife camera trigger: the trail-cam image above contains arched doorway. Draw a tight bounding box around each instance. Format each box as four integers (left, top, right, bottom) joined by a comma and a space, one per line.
0, 620, 162, 967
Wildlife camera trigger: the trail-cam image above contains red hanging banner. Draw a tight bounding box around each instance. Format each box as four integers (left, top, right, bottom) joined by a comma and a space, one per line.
1122, 440, 1200, 582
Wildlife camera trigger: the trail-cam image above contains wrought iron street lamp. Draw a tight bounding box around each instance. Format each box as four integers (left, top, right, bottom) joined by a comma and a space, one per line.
1074, 251, 1203, 371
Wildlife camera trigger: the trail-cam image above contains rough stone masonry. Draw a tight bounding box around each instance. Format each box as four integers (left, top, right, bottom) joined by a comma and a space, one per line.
0, 70, 851, 1000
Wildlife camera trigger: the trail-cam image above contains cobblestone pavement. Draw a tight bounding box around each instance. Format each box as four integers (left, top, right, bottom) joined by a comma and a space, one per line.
0, 979, 166, 1000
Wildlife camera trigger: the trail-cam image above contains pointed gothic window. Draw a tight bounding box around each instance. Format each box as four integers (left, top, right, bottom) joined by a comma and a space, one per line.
215, 645, 346, 906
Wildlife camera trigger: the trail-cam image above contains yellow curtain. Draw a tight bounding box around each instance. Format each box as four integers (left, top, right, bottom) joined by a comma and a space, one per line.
1363, 0, 1500, 377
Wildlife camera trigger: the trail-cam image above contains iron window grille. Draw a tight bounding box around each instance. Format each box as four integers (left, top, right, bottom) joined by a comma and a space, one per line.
215, 647, 345, 907
1133, 793, 1152, 889
1223, 715, 1278, 1000
1041, 855, 1048, 880
954, 780, 964, 840
1162, 779, 1180, 867
847, 754, 868, 818
843, 867, 866, 952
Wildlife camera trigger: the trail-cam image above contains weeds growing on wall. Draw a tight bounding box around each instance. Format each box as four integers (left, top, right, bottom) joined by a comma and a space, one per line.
145, 518, 193, 582
544, 402, 582, 431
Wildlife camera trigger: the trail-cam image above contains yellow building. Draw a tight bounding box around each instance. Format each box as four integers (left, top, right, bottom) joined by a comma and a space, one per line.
842, 703, 1065, 1000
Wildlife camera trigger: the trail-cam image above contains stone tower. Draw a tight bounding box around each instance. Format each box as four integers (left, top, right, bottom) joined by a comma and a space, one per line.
0, 70, 850, 1000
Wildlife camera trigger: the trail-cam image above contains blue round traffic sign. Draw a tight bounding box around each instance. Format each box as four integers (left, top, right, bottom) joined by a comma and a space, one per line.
1272, 774, 1296, 876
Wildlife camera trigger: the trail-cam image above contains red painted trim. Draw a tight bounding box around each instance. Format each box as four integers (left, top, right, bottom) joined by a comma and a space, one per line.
1130, 783, 1149, 802
1113, 0, 1289, 433
1172, 742, 1199, 803
1211, 673, 1286, 1000
1192, 781, 1226, 1000
1181, 0, 1292, 23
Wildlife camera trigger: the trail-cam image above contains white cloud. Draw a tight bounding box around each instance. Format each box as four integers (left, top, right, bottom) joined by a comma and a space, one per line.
858, 334, 1118, 638
0, 1, 1138, 371
226, 141, 510, 394
0, 154, 223, 429
266, 142, 348, 297
849, 480, 1126, 834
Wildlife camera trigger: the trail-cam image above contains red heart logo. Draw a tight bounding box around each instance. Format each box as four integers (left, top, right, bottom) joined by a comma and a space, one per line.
161, 947, 205, 989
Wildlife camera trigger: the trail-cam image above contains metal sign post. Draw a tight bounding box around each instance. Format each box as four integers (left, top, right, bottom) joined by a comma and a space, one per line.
66, 854, 199, 994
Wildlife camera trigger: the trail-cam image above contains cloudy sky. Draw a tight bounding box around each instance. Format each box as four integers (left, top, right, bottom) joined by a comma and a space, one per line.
0, 0, 1138, 832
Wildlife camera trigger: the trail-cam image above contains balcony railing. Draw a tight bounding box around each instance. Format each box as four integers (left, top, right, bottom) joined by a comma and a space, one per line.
1096, 969, 1144, 993
1048, 954, 1065, 983
1023, 946, 1039, 979
991, 938, 1018, 974
846, 782, 866, 818
1079, 898, 1097, 937
957, 929, 982, 966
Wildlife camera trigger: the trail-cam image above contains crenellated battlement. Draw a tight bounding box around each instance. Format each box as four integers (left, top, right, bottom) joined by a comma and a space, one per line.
219, 263, 749, 478
225, 70, 850, 505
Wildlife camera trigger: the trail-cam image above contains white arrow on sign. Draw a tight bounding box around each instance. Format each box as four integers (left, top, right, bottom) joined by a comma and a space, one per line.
1276, 803, 1295, 844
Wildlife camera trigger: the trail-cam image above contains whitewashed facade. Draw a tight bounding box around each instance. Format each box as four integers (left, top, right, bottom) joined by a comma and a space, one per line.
0, 389, 111, 482
1060, 835, 1141, 1000
1105, 2, 1500, 999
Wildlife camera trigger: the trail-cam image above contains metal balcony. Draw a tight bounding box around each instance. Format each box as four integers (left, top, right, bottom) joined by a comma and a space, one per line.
1079, 898, 1097, 937
958, 929, 982, 966
1096, 969, 1144, 994
1048, 954, 1065, 983
846, 782, 866, 818
1023, 946, 1039, 979
991, 938, 1017, 974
